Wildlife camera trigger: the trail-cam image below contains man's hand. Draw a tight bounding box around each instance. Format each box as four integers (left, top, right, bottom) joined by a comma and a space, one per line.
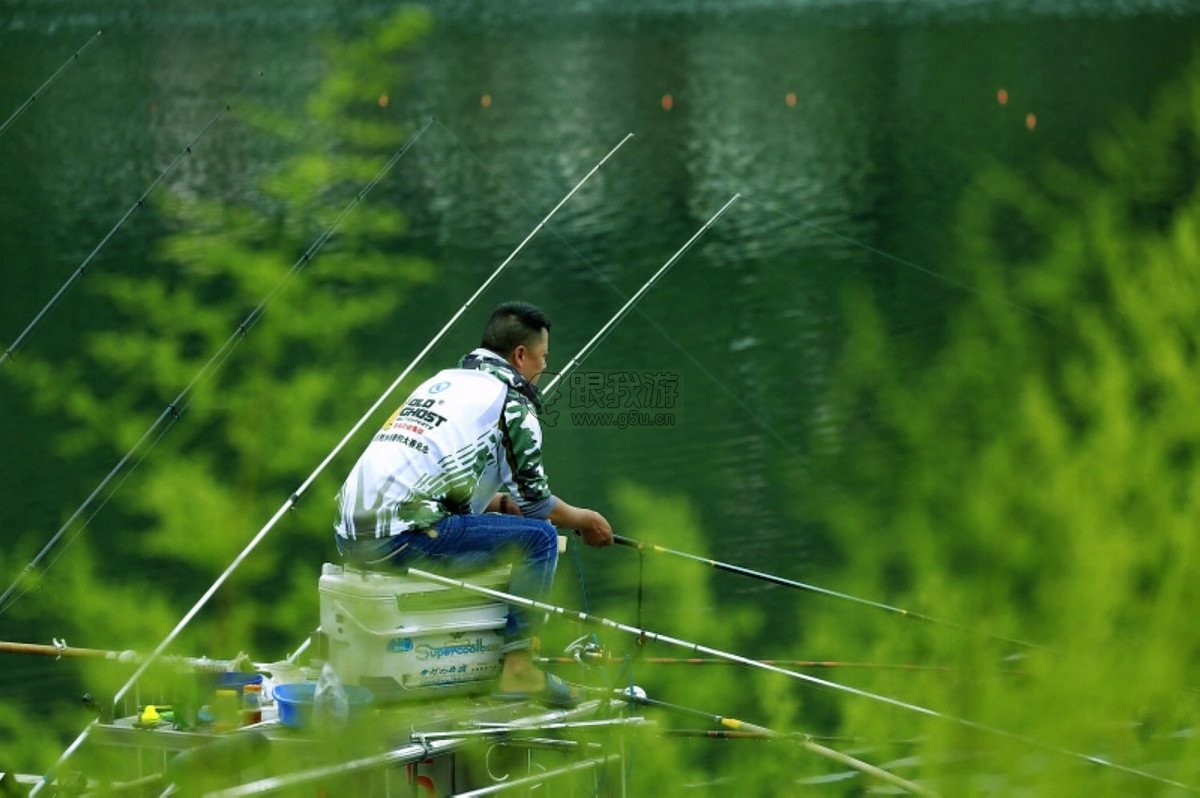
576, 510, 613, 548
548, 498, 613, 547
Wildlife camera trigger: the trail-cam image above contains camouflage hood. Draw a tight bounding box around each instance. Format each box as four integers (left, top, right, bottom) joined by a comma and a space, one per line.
458, 348, 544, 412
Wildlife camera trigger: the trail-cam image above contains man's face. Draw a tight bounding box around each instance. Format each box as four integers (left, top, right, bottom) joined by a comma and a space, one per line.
511, 329, 549, 385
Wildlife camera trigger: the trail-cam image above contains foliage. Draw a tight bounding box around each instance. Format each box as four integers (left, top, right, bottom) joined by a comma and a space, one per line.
3, 8, 1198, 796
0, 7, 434, 773
804, 59, 1200, 794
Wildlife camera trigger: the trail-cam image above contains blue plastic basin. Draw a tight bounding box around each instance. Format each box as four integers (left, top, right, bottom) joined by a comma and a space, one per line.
273, 683, 374, 729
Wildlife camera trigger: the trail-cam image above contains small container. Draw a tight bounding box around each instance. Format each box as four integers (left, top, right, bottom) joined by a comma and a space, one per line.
213, 689, 240, 733
216, 671, 263, 696
273, 683, 374, 729
241, 683, 263, 725
266, 661, 304, 701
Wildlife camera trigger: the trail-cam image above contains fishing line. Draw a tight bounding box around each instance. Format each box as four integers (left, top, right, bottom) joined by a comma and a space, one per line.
0, 30, 103, 140
565, 485, 646, 692
0, 117, 436, 616
738, 193, 1057, 325
27, 132, 637, 796
0, 71, 261, 367
566, 527, 617, 712
563, 548, 641, 762
566, 530, 610, 683
635, 548, 645, 644
570, 536, 593, 614
408, 569, 1198, 794
434, 120, 809, 463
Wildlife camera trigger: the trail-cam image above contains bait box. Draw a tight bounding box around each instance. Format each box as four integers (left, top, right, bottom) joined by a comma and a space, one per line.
317, 563, 510, 701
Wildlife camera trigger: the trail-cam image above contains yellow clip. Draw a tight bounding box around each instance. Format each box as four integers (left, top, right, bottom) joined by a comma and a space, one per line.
140, 705, 161, 724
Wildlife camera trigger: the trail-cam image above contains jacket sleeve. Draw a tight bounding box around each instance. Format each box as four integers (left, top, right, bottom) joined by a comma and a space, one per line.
501, 391, 557, 519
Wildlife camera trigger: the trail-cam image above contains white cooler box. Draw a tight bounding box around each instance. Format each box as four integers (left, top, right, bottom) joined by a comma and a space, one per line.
318, 563, 511, 701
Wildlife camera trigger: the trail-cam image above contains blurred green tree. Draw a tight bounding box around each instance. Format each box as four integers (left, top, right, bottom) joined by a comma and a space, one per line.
0, 7, 434, 773
804, 61, 1200, 793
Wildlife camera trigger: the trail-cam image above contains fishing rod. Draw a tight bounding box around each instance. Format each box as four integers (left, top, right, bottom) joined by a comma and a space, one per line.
0, 640, 260, 673
606, 532, 1046, 652
28, 132, 634, 796
540, 654, 963, 673
659, 729, 773, 739
413, 717, 645, 741
539, 193, 741, 396
601, 689, 936, 795
0, 116, 437, 616
0, 71, 260, 367
0, 30, 103, 140
405, 568, 1198, 794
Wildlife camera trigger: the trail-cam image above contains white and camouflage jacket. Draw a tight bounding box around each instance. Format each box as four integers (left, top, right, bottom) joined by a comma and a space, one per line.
335, 348, 556, 540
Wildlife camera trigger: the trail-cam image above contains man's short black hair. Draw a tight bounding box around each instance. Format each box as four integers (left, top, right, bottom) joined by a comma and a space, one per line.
481, 301, 551, 357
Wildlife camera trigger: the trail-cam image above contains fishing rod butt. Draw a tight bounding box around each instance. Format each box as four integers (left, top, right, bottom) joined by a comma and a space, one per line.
611, 533, 643, 550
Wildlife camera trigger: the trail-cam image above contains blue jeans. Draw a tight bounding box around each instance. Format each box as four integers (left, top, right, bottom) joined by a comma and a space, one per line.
337, 513, 559, 652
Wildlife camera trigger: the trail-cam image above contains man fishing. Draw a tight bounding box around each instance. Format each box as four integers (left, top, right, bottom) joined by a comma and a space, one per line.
334, 301, 613, 707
